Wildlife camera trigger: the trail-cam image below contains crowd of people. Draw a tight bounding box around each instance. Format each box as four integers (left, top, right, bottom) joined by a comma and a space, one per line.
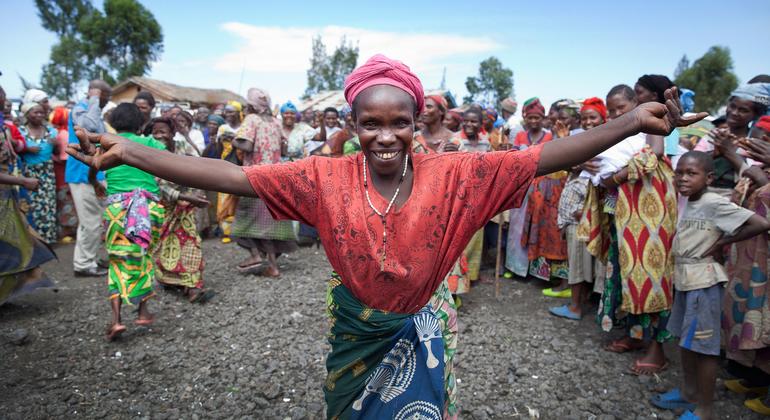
2, 54, 770, 419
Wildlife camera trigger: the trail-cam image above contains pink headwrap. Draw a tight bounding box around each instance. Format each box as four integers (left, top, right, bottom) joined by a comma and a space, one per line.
344, 54, 425, 113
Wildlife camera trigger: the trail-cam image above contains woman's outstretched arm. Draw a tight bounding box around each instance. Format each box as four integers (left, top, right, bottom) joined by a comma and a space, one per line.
66, 129, 256, 197
537, 88, 706, 176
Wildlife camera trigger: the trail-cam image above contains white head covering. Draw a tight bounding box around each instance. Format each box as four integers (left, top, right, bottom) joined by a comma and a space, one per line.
23, 89, 48, 104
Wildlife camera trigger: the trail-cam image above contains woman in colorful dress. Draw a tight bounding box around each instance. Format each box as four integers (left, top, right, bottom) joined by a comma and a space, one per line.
89, 103, 166, 340
413, 95, 459, 154
146, 117, 212, 303
231, 88, 298, 277
19, 103, 58, 244
70, 54, 702, 418
50, 106, 78, 241
581, 84, 678, 375
0, 87, 56, 306
280, 101, 316, 161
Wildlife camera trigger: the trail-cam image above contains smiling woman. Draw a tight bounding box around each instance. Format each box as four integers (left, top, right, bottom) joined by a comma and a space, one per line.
68, 54, 704, 419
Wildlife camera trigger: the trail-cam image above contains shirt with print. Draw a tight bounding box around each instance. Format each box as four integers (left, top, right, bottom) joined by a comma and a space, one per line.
673, 192, 754, 291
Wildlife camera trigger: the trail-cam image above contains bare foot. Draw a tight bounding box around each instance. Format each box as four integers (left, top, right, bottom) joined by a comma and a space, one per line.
106, 323, 126, 341
135, 313, 155, 326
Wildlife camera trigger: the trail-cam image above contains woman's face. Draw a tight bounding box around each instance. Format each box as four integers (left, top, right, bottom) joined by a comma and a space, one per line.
354, 85, 415, 178
606, 94, 638, 120
302, 109, 314, 124
443, 114, 459, 131
726, 98, 757, 130
634, 83, 658, 104
547, 107, 559, 127
27, 105, 45, 125
462, 112, 481, 137
282, 111, 296, 128
224, 108, 239, 124
421, 98, 443, 125
175, 114, 190, 131
324, 111, 339, 128
206, 121, 220, 137
134, 99, 153, 121
557, 109, 578, 130
525, 113, 543, 131
152, 122, 174, 146
580, 109, 604, 130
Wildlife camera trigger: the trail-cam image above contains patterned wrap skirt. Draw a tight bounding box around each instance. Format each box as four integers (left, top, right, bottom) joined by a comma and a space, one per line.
232, 196, 298, 254
0, 187, 55, 305
103, 192, 164, 305
155, 202, 204, 289
324, 275, 458, 420
20, 161, 57, 243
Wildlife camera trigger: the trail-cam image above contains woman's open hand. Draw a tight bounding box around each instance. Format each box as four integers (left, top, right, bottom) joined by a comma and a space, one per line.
66, 128, 129, 171
634, 87, 708, 136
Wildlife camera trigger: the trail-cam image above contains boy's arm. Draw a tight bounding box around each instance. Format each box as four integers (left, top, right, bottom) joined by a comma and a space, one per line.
704, 214, 770, 258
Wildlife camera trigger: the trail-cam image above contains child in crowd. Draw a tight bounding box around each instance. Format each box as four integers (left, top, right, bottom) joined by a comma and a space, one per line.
652, 151, 770, 420
549, 97, 608, 320
89, 103, 167, 340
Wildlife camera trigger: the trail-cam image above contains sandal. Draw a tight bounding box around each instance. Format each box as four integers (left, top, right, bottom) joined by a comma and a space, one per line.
542, 288, 572, 298
724, 378, 769, 395
106, 324, 126, 341
260, 266, 280, 278
650, 389, 696, 411
678, 411, 700, 420
745, 397, 770, 415
549, 304, 581, 320
630, 358, 669, 376
604, 338, 645, 353
190, 289, 216, 304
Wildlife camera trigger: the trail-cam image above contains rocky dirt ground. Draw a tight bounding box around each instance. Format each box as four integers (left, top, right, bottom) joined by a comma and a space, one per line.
0, 240, 764, 419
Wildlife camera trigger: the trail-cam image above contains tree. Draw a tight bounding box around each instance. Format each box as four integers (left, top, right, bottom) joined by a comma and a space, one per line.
464, 57, 514, 106
674, 46, 738, 114
79, 0, 163, 85
673, 54, 689, 80
303, 36, 359, 99
36, 0, 163, 98
35, 0, 93, 99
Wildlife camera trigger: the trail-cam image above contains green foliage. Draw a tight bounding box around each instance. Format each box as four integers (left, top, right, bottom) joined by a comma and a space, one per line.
303, 36, 359, 99
464, 57, 514, 106
36, 0, 163, 99
674, 46, 738, 114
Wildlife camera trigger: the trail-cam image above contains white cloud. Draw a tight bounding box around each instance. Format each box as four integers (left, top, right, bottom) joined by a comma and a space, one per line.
215, 23, 502, 79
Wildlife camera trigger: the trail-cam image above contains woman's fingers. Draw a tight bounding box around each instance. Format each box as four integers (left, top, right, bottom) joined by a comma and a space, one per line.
65, 144, 95, 166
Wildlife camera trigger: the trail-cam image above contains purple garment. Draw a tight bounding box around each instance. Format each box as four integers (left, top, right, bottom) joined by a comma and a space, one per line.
106, 189, 159, 251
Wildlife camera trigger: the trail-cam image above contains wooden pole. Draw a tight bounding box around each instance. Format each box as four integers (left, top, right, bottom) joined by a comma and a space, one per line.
494, 212, 504, 299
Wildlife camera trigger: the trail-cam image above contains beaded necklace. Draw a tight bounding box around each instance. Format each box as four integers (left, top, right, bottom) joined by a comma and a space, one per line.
362, 152, 409, 271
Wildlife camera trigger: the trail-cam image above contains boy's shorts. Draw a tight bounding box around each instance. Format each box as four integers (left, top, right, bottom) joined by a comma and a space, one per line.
668, 284, 724, 356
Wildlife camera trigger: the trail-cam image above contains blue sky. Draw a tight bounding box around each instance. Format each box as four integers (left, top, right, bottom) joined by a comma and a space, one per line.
3, 0, 769, 114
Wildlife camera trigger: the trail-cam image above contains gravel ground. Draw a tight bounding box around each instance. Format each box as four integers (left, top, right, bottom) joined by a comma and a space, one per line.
0, 240, 763, 419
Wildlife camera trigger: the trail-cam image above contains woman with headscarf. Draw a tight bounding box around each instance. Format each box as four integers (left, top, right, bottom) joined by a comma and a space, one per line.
516, 98, 570, 289
0, 86, 56, 306
580, 83, 678, 376
69, 53, 702, 418
146, 117, 212, 303
694, 83, 770, 197
18, 103, 58, 244
50, 106, 78, 241
22, 89, 50, 117
413, 95, 459, 154
230, 88, 298, 277
280, 101, 315, 160
442, 108, 463, 132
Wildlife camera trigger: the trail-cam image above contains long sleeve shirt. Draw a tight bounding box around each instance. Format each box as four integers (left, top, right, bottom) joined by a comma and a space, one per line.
65, 97, 105, 183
